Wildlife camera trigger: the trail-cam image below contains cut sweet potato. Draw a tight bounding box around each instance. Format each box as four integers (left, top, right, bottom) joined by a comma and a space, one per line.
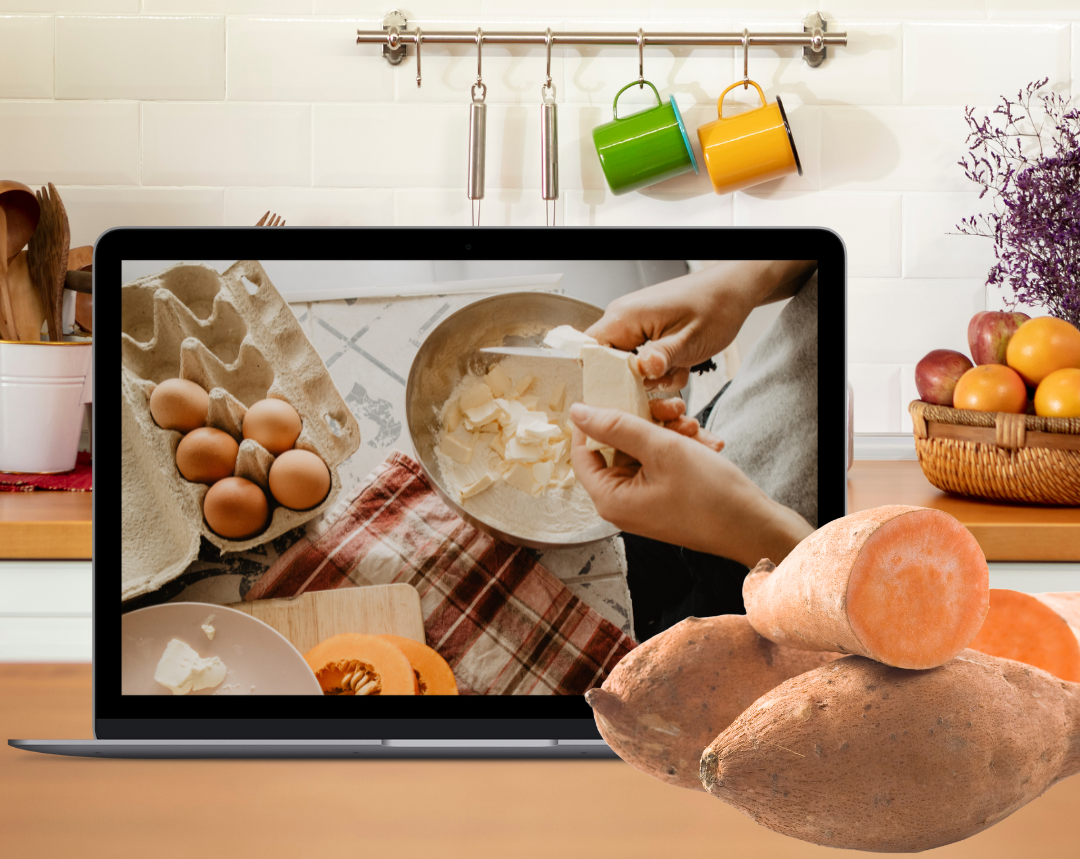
304, 633, 417, 696
700, 649, 1080, 853
967, 589, 1080, 682
743, 505, 989, 670
584, 615, 840, 791
376, 634, 458, 695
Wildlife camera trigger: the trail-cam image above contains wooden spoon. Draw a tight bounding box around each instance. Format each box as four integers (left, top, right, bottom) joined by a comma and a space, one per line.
0, 207, 17, 340
5, 250, 44, 341
26, 183, 69, 342
0, 179, 40, 265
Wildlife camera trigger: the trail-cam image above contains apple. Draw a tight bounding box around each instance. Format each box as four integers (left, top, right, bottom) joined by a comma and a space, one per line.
915, 349, 974, 406
967, 311, 1031, 365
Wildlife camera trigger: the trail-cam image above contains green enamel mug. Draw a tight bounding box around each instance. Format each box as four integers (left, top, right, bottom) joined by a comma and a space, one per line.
592, 80, 698, 196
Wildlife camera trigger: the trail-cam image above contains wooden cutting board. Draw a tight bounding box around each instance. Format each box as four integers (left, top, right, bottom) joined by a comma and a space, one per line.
227, 585, 425, 656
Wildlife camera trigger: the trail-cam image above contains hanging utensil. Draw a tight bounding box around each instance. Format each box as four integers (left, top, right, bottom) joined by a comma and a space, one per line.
742, 28, 750, 89
540, 28, 558, 227
27, 182, 70, 343
415, 26, 422, 88
467, 28, 487, 226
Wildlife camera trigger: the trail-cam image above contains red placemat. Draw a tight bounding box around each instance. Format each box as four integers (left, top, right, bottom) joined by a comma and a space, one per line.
0, 452, 92, 492
247, 451, 635, 696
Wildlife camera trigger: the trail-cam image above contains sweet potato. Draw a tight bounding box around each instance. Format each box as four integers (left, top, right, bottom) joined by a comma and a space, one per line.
743, 505, 989, 670
1035, 591, 1080, 630
700, 650, 1080, 853
967, 589, 1080, 682
584, 615, 840, 791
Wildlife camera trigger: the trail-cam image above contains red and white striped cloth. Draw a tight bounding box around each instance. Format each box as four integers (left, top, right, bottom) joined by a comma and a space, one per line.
246, 451, 635, 695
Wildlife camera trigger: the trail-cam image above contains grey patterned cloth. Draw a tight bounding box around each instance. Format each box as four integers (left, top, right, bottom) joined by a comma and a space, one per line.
704, 270, 819, 527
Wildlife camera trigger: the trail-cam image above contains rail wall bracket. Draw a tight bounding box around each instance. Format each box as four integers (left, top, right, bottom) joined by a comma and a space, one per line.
382, 9, 408, 66
803, 11, 827, 67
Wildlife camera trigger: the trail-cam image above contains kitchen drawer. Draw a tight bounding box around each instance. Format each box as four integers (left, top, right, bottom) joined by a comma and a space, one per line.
0, 617, 91, 662
0, 561, 92, 616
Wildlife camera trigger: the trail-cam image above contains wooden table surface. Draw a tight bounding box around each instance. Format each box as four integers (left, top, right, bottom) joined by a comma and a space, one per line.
848, 461, 1080, 561
0, 492, 92, 559
2, 664, 1078, 858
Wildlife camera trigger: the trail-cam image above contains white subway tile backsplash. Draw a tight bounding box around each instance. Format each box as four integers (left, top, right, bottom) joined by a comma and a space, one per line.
0, 102, 139, 185
903, 24, 1071, 106
0, 1, 136, 10
143, 103, 312, 186
484, 1, 647, 16
225, 188, 394, 226
903, 193, 997, 280
734, 192, 901, 278
58, 187, 225, 246
653, 1, 985, 21
988, 1, 1080, 20
0, 16, 52, 99
314, 0, 478, 14
847, 278, 984, 364
819, 106, 973, 192
557, 102, 609, 191
146, 1, 310, 11
563, 189, 731, 227
899, 364, 919, 433
848, 363, 902, 433
1073, 25, 1079, 96
395, 188, 561, 227
55, 16, 225, 101
228, 18, 394, 103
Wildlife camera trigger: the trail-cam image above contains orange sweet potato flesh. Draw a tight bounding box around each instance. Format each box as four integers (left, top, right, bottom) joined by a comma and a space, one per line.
700, 650, 1080, 853
376, 634, 459, 695
967, 589, 1080, 682
584, 615, 840, 791
743, 505, 989, 670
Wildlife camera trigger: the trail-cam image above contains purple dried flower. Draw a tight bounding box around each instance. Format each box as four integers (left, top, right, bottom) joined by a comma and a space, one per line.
957, 79, 1080, 326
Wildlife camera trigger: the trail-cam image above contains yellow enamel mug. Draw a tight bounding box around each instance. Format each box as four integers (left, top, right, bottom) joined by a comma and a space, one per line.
697, 80, 802, 195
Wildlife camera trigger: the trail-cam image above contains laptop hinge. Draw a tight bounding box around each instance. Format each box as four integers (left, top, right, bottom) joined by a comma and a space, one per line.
381, 739, 558, 747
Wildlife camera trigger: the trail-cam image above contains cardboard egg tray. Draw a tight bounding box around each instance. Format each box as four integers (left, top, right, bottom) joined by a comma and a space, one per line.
121, 260, 361, 601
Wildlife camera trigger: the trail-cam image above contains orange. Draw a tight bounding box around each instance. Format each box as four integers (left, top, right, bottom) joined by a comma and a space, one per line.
952, 364, 1028, 414
1034, 368, 1080, 418
1005, 316, 1080, 386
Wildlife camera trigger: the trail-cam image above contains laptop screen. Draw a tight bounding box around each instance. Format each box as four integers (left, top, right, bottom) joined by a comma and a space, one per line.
106, 227, 845, 740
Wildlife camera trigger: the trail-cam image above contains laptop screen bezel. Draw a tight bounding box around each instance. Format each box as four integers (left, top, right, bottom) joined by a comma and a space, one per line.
102, 226, 847, 741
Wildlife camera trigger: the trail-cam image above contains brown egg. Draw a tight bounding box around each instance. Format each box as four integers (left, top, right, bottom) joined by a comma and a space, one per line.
149, 378, 209, 433
268, 449, 331, 511
242, 398, 303, 455
175, 427, 239, 485
203, 477, 269, 540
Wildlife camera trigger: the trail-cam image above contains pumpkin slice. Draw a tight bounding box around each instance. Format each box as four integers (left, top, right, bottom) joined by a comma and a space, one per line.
304, 633, 417, 696
377, 634, 459, 695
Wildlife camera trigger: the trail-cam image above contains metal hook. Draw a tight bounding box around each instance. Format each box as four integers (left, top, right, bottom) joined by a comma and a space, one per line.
542, 28, 556, 102
471, 27, 486, 103
415, 26, 422, 88
742, 28, 749, 89
637, 28, 644, 88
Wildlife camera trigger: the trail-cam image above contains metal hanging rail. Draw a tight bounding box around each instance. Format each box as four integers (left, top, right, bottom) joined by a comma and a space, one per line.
358, 11, 846, 69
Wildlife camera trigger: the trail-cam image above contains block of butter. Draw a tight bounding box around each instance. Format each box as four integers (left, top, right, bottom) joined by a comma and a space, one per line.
153, 638, 228, 695
581, 344, 653, 453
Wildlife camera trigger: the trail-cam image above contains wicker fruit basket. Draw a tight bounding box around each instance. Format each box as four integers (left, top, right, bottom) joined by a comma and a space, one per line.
909, 400, 1080, 506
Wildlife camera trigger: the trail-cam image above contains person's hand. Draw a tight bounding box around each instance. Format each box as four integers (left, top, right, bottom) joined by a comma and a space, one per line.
586, 260, 817, 392
648, 397, 724, 452
569, 404, 813, 568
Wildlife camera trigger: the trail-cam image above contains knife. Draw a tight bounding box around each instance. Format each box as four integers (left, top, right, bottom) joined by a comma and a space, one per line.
479, 346, 577, 360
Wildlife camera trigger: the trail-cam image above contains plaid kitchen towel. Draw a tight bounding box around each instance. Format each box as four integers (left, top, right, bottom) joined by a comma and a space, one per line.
246, 451, 635, 695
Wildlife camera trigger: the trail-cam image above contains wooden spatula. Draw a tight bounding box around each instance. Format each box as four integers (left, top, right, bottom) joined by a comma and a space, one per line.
26, 183, 69, 342
0, 208, 16, 341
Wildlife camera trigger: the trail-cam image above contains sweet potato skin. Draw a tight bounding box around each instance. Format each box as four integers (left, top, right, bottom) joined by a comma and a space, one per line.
743, 505, 989, 669
585, 615, 840, 791
700, 650, 1080, 853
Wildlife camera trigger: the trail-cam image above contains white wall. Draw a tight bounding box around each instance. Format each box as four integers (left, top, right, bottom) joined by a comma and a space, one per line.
2, 2, 1076, 431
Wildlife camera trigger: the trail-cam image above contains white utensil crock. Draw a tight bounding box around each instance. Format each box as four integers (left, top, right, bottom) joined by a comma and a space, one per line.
0, 341, 92, 473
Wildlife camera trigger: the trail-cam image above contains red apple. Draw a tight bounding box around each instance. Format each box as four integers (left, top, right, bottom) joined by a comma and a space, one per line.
915, 349, 974, 406
967, 311, 1031, 365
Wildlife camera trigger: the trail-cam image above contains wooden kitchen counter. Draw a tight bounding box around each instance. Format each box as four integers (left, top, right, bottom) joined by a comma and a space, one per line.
848, 461, 1080, 562
0, 492, 92, 559
2, 664, 1078, 859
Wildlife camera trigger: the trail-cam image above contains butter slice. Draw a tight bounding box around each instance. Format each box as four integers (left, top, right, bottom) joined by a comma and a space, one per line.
461, 473, 495, 500
463, 398, 503, 428
516, 416, 561, 443
581, 344, 653, 452
533, 461, 554, 488
549, 383, 567, 412
154, 639, 227, 696
484, 365, 513, 398
460, 382, 494, 411
543, 325, 598, 359
489, 433, 506, 458
503, 462, 538, 494
510, 374, 535, 398
445, 400, 463, 432
505, 437, 545, 463
517, 394, 538, 411
440, 433, 476, 464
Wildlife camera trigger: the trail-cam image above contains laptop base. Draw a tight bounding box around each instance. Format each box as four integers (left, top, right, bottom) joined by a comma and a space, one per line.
9, 738, 618, 760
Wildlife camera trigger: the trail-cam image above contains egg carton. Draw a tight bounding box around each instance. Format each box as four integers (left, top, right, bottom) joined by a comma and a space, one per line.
121, 260, 361, 601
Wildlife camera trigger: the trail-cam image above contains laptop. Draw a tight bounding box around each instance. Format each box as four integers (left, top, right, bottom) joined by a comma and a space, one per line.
11, 226, 846, 758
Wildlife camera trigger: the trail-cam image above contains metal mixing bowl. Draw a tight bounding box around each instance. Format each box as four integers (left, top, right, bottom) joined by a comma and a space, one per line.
405, 291, 619, 549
